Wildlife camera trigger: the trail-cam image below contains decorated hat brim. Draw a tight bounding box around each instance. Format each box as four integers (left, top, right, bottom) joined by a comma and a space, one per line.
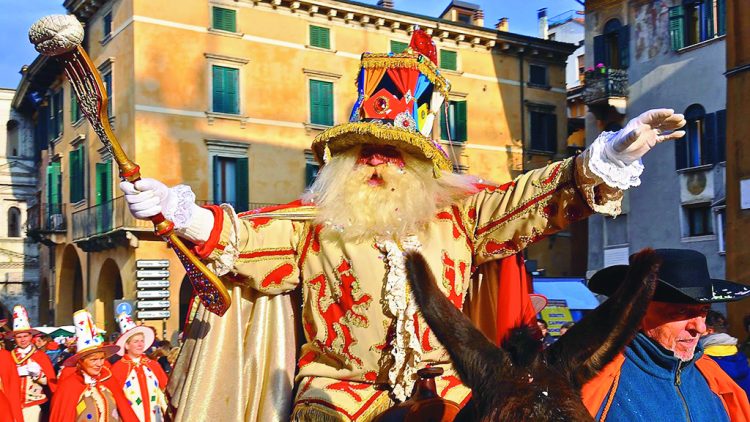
312, 122, 453, 174
63, 344, 121, 367
4, 328, 42, 340
115, 326, 156, 356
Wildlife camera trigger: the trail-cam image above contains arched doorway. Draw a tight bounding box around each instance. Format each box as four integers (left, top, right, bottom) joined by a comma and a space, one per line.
96, 259, 124, 336
57, 246, 84, 325
178, 276, 194, 332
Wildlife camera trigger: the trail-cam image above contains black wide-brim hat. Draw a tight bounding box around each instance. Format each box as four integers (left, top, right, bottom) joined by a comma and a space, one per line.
589, 248, 750, 303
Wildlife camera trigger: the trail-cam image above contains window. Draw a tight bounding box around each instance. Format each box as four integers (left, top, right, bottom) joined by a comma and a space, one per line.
103, 11, 112, 38
309, 80, 333, 126
309, 25, 330, 49
6, 120, 18, 156
213, 156, 249, 212
684, 203, 713, 237
390, 40, 408, 54
70, 87, 81, 123
593, 19, 629, 69
101, 66, 113, 118
212, 65, 239, 114
305, 162, 319, 187
440, 50, 458, 71
675, 104, 725, 169
604, 215, 628, 246
7, 207, 21, 238
69, 146, 86, 203
529, 109, 557, 153
715, 207, 726, 252
529, 64, 548, 86
212, 7, 237, 32
577, 55, 585, 83
457, 12, 472, 25
669, 0, 725, 51
440, 100, 467, 143
48, 89, 63, 141
95, 161, 113, 233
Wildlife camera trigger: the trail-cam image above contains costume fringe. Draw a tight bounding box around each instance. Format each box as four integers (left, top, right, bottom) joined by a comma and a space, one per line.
291, 394, 393, 422
312, 122, 452, 173
360, 54, 451, 98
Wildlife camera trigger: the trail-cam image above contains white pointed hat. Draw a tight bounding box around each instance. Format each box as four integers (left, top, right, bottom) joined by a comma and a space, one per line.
6, 305, 40, 338
63, 309, 120, 366
114, 312, 155, 356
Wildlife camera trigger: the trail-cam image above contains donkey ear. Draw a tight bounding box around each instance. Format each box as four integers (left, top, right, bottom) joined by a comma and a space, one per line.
544, 249, 660, 389
404, 251, 508, 395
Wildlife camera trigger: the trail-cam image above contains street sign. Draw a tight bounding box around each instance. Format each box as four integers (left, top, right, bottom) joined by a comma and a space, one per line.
114, 300, 134, 316
136, 259, 170, 268
136, 270, 170, 279
136, 300, 171, 309
137, 290, 170, 299
136, 280, 170, 289
137, 310, 171, 319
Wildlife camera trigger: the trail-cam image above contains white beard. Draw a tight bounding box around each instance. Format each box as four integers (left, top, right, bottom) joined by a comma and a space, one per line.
302, 148, 479, 243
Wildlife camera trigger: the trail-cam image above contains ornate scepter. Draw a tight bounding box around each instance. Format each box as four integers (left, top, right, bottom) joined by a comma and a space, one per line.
29, 15, 231, 316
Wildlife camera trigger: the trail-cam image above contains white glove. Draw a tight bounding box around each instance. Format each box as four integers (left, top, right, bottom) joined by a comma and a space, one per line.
604, 108, 686, 166
17, 366, 29, 377
119, 178, 214, 243
120, 178, 171, 220
26, 361, 41, 378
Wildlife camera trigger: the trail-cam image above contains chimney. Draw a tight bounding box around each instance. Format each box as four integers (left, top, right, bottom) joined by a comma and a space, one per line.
496, 17, 509, 32
538, 8, 548, 39
377, 0, 394, 8
472, 9, 485, 27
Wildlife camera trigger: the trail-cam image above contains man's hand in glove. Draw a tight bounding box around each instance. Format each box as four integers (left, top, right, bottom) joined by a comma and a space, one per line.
604, 108, 686, 166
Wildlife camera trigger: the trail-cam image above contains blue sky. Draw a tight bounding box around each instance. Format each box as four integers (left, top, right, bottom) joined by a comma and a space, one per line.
0, 0, 582, 89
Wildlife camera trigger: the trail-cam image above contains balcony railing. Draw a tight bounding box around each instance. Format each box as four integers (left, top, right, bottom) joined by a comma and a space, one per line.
71, 196, 152, 241
42, 203, 67, 232
583, 69, 628, 105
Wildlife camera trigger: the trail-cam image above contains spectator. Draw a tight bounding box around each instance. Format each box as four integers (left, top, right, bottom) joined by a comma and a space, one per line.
537, 319, 556, 348
559, 321, 575, 336
582, 248, 750, 421
701, 310, 750, 397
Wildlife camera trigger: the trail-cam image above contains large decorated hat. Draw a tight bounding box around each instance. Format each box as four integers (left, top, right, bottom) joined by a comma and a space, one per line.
311, 28, 453, 175
63, 310, 120, 366
5, 305, 40, 339
114, 312, 155, 356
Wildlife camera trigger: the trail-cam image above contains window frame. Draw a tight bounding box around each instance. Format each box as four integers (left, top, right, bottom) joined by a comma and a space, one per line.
211, 5, 238, 33
390, 40, 409, 54
309, 24, 332, 50
205, 140, 250, 212
210, 64, 241, 115
309, 79, 335, 127
440, 100, 468, 143
69, 145, 86, 204
98, 59, 114, 119
7, 207, 22, 238
683, 202, 714, 237
528, 64, 549, 87
439, 49, 458, 72
103, 11, 112, 40
527, 103, 558, 154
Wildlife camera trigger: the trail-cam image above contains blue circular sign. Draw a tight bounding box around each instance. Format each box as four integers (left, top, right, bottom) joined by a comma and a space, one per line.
116, 301, 133, 315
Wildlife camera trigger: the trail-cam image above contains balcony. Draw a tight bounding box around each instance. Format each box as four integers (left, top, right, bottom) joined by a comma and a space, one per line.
71, 196, 152, 250
42, 203, 67, 232
583, 68, 628, 116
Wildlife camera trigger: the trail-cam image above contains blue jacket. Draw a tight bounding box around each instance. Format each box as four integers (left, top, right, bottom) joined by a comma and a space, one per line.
596, 333, 730, 422
711, 352, 750, 398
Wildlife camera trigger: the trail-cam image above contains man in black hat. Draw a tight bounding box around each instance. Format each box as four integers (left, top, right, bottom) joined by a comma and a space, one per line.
582, 248, 750, 421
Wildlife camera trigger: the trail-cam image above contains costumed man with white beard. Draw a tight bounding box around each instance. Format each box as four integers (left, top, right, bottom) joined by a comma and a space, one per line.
121, 30, 685, 421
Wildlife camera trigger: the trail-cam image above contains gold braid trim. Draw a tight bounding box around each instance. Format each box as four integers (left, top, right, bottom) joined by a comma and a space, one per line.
311, 122, 452, 175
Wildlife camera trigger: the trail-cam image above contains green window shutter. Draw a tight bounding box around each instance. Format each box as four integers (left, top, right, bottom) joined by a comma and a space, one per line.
235, 157, 249, 212
305, 162, 319, 187
703, 0, 714, 40
440, 50, 457, 71
70, 88, 80, 122
69, 149, 79, 202
455, 101, 467, 142
95, 162, 112, 205
669, 6, 685, 51
310, 80, 333, 126
310, 25, 330, 49
391, 41, 408, 53
212, 66, 239, 114
212, 7, 236, 32
47, 162, 62, 214
212, 156, 221, 204
212, 65, 224, 112
440, 106, 448, 140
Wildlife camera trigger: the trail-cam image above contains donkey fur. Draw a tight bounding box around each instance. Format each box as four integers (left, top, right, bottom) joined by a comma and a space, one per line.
404, 249, 661, 422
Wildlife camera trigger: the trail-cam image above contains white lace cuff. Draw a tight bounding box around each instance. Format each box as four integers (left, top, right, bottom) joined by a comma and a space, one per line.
587, 131, 645, 190
166, 185, 214, 243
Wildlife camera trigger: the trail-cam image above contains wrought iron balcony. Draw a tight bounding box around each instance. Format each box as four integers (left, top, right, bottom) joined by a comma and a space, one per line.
583, 69, 628, 106
71, 196, 152, 242
42, 203, 67, 232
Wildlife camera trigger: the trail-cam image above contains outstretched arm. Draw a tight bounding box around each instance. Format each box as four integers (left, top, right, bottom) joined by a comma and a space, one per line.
544, 249, 660, 389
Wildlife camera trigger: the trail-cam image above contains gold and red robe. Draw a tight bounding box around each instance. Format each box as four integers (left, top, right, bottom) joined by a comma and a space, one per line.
168, 155, 623, 421
12, 347, 56, 409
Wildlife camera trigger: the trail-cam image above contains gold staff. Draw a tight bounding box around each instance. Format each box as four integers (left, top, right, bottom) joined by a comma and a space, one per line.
29, 15, 230, 316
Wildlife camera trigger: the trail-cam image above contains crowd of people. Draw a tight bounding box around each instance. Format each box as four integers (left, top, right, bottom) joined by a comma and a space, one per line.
0, 305, 180, 422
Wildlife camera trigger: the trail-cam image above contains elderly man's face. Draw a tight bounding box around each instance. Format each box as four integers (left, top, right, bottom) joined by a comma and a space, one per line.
642, 302, 710, 361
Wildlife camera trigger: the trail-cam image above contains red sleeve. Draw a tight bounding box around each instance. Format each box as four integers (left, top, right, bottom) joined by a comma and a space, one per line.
49, 376, 85, 422
192, 205, 224, 259
494, 253, 536, 344
146, 359, 169, 388
103, 378, 140, 422
33, 351, 57, 393
109, 360, 128, 388
0, 390, 14, 422
0, 351, 23, 422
